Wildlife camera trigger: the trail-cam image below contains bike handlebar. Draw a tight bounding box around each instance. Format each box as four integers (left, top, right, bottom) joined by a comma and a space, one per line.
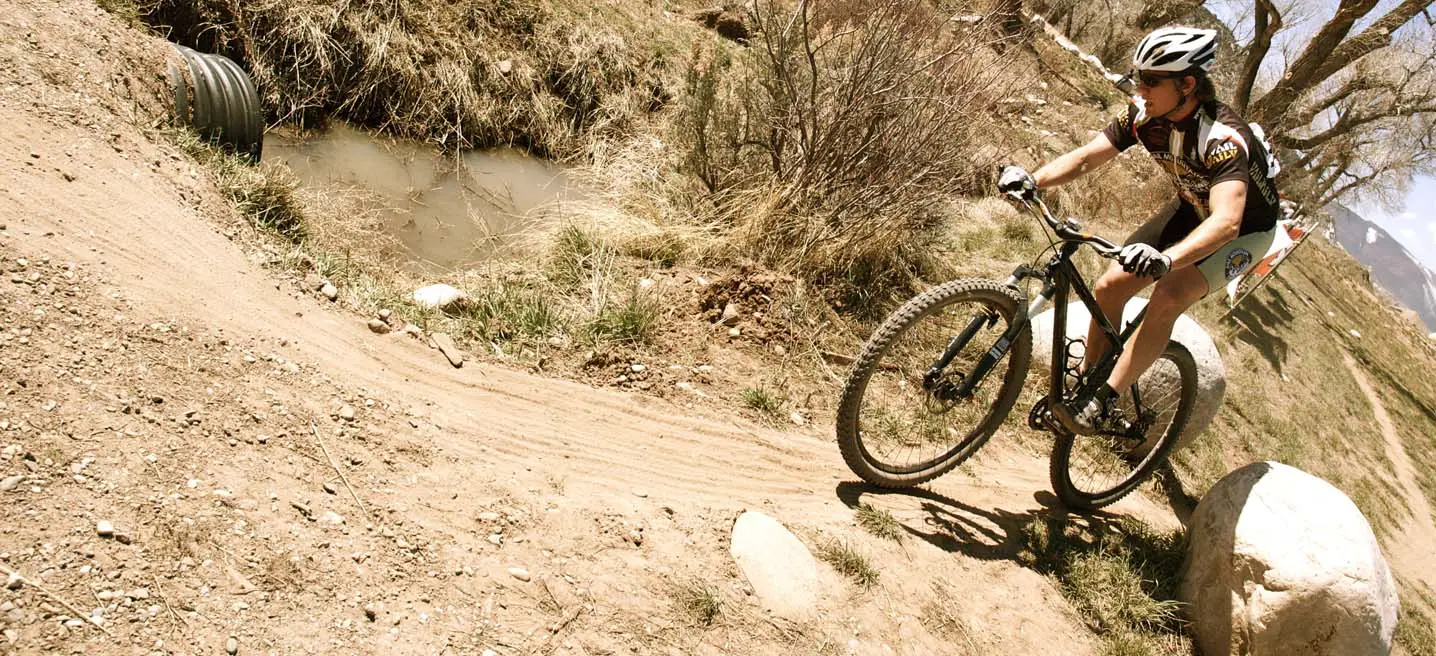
1004, 191, 1122, 258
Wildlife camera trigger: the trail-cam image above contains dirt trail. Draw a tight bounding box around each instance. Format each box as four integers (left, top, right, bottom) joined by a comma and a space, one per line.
1342, 354, 1436, 593
0, 0, 1190, 652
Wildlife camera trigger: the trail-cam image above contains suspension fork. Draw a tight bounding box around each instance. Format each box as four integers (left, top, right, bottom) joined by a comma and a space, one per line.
925, 268, 1045, 399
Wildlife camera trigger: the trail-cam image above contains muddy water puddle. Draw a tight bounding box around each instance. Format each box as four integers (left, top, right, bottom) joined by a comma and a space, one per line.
263, 124, 581, 269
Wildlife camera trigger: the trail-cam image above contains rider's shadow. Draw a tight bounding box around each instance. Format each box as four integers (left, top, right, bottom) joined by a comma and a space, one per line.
834, 481, 1131, 562
1227, 283, 1297, 373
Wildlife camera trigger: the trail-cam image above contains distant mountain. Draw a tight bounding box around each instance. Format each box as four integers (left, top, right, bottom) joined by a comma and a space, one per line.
1328, 203, 1436, 332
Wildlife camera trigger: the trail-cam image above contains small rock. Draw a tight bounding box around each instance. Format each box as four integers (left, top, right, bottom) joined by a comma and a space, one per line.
378, 308, 392, 320
728, 327, 742, 338
367, 319, 391, 335
497, 60, 513, 74
226, 635, 238, 655
630, 364, 647, 373
487, 534, 503, 546
628, 529, 644, 546
790, 412, 808, 426
477, 512, 501, 522
720, 302, 741, 326
114, 533, 133, 545
412, 284, 467, 310
0, 475, 22, 491
282, 362, 300, 374
322, 482, 338, 495
2, 629, 13, 644
507, 567, 531, 582
1350, 329, 1361, 338
321, 283, 338, 301
96, 520, 114, 537
5, 572, 22, 590
482, 650, 498, 656
338, 405, 356, 421
319, 511, 345, 525
431, 333, 464, 368
774, 344, 787, 356
633, 489, 649, 498
364, 605, 377, 621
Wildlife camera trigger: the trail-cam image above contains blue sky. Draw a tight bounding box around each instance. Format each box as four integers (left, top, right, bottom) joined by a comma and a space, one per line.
1359, 177, 1436, 270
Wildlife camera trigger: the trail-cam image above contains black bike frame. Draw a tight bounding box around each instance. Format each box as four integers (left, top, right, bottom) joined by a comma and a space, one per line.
931, 197, 1154, 426
1019, 242, 1150, 410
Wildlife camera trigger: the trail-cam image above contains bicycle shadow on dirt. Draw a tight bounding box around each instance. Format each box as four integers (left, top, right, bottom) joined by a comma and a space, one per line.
1225, 283, 1297, 374
834, 480, 1134, 563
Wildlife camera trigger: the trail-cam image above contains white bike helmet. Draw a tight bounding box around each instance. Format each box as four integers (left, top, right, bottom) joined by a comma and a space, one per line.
1132, 27, 1218, 73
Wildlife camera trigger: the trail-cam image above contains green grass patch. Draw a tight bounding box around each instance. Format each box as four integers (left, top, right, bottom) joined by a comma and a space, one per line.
739, 385, 785, 419
854, 503, 903, 542
1019, 516, 1189, 653
174, 130, 305, 242
587, 288, 660, 345
816, 540, 879, 588
460, 283, 568, 343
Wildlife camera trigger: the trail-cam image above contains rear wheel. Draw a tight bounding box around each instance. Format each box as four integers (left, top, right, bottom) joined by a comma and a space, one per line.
1049, 341, 1198, 509
836, 279, 1031, 487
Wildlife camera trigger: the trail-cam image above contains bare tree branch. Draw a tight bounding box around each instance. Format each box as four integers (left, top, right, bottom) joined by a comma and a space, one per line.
1249, 0, 1435, 124
1235, 0, 1282, 113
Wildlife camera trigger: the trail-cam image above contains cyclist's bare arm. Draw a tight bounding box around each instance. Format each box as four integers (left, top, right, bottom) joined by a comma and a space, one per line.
1033, 134, 1121, 189
1164, 179, 1245, 269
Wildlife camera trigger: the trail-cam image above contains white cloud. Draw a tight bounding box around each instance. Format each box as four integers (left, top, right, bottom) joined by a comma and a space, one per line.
1400, 211, 1417, 220
1401, 228, 1419, 244
1367, 226, 1379, 244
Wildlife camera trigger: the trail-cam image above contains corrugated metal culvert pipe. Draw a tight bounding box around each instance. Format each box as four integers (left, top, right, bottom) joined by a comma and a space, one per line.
167, 45, 264, 161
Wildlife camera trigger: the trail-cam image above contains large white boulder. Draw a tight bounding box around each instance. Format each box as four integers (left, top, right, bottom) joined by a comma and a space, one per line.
1030, 298, 1224, 449
1181, 462, 1399, 655
729, 511, 819, 620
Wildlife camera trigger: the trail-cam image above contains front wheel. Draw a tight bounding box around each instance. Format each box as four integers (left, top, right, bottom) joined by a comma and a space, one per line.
1049, 341, 1199, 509
836, 279, 1032, 488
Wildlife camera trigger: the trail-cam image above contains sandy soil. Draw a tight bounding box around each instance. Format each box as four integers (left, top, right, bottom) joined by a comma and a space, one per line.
0, 1, 1164, 654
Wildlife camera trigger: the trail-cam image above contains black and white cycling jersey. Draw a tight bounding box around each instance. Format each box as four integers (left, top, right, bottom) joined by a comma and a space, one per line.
1102, 98, 1281, 237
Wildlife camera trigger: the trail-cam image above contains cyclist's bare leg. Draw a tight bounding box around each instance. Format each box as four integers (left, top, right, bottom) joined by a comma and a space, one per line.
1083, 262, 1154, 372
1106, 264, 1207, 392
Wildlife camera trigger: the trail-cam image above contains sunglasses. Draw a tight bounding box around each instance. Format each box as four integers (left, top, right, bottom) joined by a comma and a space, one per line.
1118, 70, 1183, 92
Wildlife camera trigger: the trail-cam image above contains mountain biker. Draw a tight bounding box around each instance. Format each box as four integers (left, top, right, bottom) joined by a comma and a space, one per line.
997, 26, 1281, 435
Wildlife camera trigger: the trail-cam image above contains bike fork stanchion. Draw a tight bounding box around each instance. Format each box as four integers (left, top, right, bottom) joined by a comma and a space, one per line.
924, 312, 996, 389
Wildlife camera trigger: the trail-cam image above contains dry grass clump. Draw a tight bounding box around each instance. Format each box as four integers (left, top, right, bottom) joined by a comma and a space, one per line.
815, 540, 879, 588
138, 0, 697, 157
853, 503, 903, 542
1019, 515, 1189, 653
671, 579, 724, 627
677, 1, 1025, 311
174, 130, 306, 242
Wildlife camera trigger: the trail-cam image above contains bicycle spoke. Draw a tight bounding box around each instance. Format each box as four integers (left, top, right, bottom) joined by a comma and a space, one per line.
1061, 355, 1183, 499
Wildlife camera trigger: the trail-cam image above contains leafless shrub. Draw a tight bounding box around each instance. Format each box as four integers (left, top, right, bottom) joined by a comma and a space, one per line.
679, 0, 1022, 305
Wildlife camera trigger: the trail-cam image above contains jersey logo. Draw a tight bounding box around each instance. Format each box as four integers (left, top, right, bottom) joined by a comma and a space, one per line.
1225, 248, 1254, 281
1207, 140, 1239, 165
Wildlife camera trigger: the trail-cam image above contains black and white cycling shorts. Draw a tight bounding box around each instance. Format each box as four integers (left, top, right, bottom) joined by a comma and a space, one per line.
1125, 200, 1277, 296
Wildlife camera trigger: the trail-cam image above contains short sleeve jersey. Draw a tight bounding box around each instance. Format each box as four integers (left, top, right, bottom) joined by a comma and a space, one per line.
1101, 99, 1280, 235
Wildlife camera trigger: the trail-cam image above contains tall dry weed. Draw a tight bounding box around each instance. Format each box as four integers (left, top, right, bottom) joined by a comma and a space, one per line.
677, 0, 1024, 308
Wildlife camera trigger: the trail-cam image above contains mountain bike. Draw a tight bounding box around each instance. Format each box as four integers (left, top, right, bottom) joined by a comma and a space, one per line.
835, 193, 1199, 510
